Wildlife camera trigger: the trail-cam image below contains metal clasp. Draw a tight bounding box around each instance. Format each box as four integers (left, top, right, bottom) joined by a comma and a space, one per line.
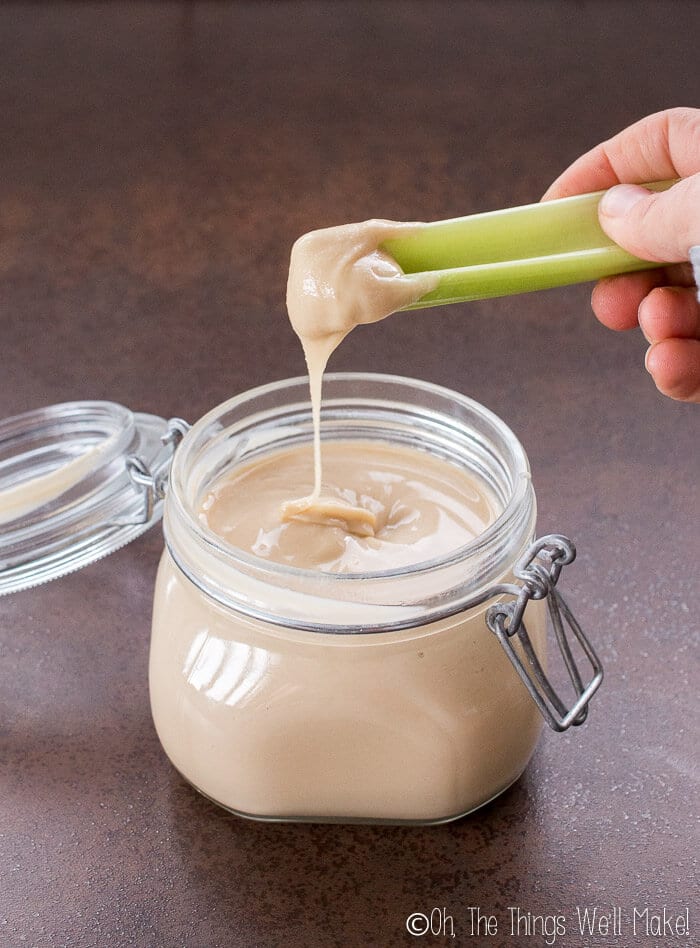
486, 535, 603, 732
125, 418, 190, 524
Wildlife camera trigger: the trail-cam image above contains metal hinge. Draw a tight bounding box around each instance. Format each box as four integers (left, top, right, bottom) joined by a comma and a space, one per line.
125, 417, 190, 524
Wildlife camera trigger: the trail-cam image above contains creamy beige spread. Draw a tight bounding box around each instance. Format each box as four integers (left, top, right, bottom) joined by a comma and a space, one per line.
284, 220, 438, 527
0, 436, 118, 526
150, 548, 545, 821
199, 440, 497, 573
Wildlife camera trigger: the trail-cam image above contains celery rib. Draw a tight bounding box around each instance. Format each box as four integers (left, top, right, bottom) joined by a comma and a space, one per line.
382, 181, 674, 309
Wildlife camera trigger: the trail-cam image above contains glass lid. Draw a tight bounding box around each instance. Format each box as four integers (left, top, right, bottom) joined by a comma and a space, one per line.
0, 401, 177, 595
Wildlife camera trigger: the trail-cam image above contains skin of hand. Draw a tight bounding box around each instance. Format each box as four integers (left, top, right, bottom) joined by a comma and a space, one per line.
542, 108, 700, 403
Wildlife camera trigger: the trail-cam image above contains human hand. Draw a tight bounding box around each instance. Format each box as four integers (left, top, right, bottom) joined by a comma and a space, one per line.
542, 108, 700, 403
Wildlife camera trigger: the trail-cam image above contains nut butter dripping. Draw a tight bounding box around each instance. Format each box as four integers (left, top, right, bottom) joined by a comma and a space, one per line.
283, 220, 438, 535
199, 220, 500, 571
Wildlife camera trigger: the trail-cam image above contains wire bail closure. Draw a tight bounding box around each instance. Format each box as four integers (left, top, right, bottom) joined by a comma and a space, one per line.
126, 418, 190, 524
486, 535, 603, 732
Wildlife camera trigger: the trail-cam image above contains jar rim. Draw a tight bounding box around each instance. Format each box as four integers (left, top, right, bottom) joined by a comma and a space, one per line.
167, 372, 532, 582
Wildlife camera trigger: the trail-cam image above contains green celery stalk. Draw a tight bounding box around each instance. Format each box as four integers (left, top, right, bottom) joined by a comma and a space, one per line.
382, 181, 674, 309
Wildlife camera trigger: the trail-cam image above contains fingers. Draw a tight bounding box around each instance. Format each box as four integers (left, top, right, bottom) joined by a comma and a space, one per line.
646, 338, 700, 402
590, 265, 694, 331
640, 286, 700, 401
592, 276, 700, 402
591, 272, 665, 330
542, 107, 700, 200
638, 286, 700, 342
598, 175, 700, 262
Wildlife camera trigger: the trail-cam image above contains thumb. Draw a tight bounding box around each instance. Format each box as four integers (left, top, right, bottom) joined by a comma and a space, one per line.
598, 176, 700, 263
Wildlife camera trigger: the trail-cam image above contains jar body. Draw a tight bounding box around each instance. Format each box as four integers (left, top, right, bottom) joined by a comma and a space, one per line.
151, 551, 545, 823
149, 374, 546, 824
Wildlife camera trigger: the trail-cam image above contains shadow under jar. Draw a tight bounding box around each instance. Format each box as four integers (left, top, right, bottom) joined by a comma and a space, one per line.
150, 373, 602, 825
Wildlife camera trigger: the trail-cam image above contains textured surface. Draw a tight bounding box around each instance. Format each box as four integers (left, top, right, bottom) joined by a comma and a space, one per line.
1, 3, 698, 946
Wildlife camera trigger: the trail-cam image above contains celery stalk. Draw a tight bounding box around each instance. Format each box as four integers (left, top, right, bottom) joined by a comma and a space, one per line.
382, 181, 674, 309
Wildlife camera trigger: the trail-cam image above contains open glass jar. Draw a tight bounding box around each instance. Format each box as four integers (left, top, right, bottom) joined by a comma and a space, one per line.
149, 373, 602, 825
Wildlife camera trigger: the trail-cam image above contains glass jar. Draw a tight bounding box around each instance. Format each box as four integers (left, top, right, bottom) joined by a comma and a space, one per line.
149, 373, 602, 825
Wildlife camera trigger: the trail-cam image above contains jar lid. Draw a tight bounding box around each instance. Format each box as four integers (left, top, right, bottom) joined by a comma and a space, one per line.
0, 401, 177, 595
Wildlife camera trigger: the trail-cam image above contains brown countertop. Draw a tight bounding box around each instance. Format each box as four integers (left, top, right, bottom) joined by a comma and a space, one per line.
1, 3, 698, 946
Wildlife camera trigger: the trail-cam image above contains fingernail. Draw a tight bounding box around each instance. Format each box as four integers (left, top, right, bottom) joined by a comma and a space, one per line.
638, 307, 653, 344
600, 184, 648, 218
644, 344, 654, 373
